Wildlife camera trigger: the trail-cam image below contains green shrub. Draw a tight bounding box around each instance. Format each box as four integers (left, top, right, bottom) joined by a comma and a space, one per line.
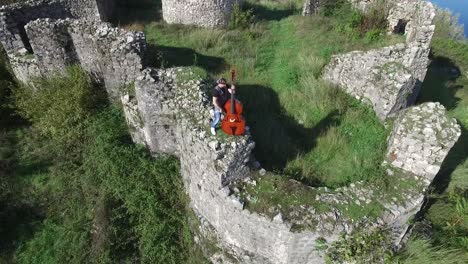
13, 66, 103, 146
229, 3, 255, 30
330, 0, 388, 41
392, 239, 468, 264
365, 28, 383, 42
82, 108, 203, 263
433, 7, 466, 41
326, 228, 393, 263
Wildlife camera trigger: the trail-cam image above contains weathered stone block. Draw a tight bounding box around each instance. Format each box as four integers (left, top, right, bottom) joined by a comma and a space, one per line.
161, 0, 243, 27
386, 102, 461, 180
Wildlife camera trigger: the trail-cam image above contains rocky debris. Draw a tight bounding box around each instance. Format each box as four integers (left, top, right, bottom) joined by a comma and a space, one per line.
161, 0, 243, 28
302, 0, 322, 16
348, 0, 374, 12
259, 168, 267, 176
386, 102, 461, 180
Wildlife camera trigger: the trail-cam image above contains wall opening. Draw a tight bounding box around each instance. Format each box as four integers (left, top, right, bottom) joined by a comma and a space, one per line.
17, 23, 34, 54
64, 38, 79, 64
393, 19, 408, 35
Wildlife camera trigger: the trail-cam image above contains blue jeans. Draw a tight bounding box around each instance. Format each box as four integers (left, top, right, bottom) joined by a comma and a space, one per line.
211, 109, 221, 128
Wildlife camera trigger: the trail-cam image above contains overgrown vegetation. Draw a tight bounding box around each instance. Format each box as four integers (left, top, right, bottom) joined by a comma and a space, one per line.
0, 62, 207, 262
326, 228, 393, 263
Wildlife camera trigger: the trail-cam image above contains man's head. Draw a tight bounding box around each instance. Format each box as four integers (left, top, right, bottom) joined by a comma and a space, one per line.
217, 78, 227, 87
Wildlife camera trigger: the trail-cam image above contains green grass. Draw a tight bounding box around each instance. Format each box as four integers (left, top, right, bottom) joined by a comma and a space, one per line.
143, 3, 398, 188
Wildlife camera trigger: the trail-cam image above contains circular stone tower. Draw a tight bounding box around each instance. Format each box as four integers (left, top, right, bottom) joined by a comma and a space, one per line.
161, 0, 243, 27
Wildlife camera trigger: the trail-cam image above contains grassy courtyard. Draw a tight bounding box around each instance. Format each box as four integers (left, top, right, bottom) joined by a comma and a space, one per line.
135, 0, 404, 188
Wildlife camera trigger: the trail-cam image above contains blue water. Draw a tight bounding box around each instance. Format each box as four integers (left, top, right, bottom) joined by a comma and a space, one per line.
431, 0, 468, 37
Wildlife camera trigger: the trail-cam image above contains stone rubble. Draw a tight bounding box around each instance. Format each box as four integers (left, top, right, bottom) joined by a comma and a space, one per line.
302, 0, 322, 16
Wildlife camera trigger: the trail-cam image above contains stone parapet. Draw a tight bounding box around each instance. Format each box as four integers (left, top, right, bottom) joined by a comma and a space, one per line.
323, 44, 421, 120
382, 102, 461, 244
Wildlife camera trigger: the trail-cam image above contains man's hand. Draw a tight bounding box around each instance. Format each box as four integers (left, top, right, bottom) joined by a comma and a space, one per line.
229, 85, 236, 94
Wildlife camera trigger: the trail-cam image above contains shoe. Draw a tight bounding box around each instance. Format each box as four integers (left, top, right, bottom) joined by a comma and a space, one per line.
210, 127, 216, 135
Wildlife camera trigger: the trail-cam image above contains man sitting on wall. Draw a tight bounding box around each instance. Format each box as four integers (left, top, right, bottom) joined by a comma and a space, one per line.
211, 78, 235, 135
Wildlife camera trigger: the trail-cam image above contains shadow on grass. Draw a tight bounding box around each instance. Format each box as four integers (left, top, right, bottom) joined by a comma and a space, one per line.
410, 53, 468, 228
110, 0, 161, 26
431, 126, 467, 194
417, 54, 467, 195
146, 44, 227, 74
237, 84, 340, 186
417, 55, 464, 110
0, 203, 42, 259
246, 2, 296, 22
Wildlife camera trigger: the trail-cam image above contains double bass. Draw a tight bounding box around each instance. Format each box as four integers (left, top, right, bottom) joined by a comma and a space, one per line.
221, 69, 246, 136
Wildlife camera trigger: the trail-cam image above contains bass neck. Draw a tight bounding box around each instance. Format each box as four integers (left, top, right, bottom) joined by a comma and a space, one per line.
230, 88, 235, 114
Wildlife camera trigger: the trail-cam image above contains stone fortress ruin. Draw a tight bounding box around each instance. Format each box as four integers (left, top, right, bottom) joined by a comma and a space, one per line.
0, 0, 462, 263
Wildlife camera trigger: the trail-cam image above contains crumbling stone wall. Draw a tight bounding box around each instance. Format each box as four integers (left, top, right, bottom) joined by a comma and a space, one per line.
0, 0, 114, 54
66, 0, 115, 22
386, 102, 461, 180
323, 44, 422, 120
322, 0, 435, 121
387, 0, 436, 41
21, 18, 145, 99
0, 0, 119, 94
161, 0, 243, 27
382, 102, 461, 243
123, 68, 329, 263
122, 67, 461, 263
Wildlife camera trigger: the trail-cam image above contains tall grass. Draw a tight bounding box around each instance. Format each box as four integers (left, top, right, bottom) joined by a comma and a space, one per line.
393, 239, 468, 264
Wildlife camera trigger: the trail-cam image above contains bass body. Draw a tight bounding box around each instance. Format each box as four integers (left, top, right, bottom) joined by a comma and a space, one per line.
221, 69, 246, 136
